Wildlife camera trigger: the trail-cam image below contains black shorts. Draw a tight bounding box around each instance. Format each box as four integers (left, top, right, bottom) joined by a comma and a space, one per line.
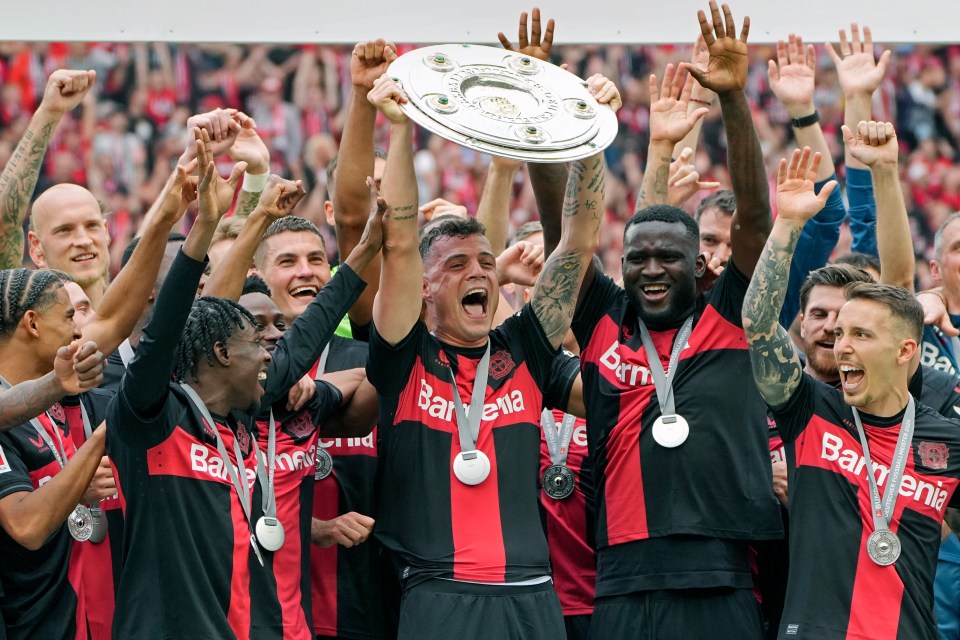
565, 614, 592, 640
397, 579, 564, 640
588, 588, 763, 640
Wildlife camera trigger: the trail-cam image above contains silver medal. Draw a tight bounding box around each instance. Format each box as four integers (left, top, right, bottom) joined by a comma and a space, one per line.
542, 464, 575, 500
68, 505, 93, 542
255, 516, 286, 552
867, 529, 901, 566
652, 414, 689, 448
453, 450, 490, 485
314, 447, 333, 480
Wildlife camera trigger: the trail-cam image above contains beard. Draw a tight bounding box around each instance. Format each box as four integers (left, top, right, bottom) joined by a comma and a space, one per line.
625, 281, 698, 330
803, 339, 840, 383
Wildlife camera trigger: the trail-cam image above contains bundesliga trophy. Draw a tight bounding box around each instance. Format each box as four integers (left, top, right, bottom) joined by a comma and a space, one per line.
388, 44, 619, 162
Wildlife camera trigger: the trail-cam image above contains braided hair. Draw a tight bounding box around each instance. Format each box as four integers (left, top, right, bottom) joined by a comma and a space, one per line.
0, 268, 66, 338
175, 296, 257, 383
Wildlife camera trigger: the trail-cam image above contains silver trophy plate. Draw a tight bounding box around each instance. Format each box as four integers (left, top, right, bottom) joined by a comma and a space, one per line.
388, 44, 618, 163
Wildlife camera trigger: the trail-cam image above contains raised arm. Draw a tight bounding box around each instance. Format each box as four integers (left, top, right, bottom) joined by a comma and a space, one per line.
368, 75, 421, 346
0, 70, 95, 268
334, 39, 397, 328
475, 156, 521, 256
674, 35, 716, 157
829, 23, 891, 256
0, 341, 102, 431
684, 1, 771, 277
203, 175, 306, 300
743, 149, 836, 408
531, 76, 617, 350
842, 121, 913, 289
636, 65, 709, 211
82, 163, 206, 355
121, 130, 238, 416
228, 113, 271, 218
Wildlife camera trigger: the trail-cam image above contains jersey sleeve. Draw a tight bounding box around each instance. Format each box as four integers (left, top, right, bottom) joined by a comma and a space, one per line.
496, 303, 559, 391
368, 321, 426, 397
769, 373, 820, 444
0, 438, 35, 499
262, 264, 366, 408
572, 269, 624, 351
543, 351, 581, 413
306, 381, 344, 427
704, 257, 750, 328
115, 249, 205, 430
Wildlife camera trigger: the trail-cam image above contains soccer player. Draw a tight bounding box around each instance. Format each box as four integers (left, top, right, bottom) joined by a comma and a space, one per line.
745, 146, 960, 640
364, 68, 613, 638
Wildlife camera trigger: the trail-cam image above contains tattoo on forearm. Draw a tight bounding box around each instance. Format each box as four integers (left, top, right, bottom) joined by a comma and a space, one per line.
0, 120, 56, 268
532, 249, 582, 344
562, 160, 586, 217
743, 225, 803, 406
0, 376, 63, 432
387, 204, 417, 222
234, 189, 261, 218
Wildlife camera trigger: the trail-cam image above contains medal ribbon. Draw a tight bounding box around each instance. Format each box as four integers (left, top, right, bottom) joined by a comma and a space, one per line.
636, 317, 694, 419
312, 344, 331, 381
540, 409, 577, 467
118, 339, 135, 368
0, 375, 67, 468
253, 410, 279, 520
180, 383, 264, 565
449, 343, 491, 459
850, 397, 915, 535
77, 402, 105, 520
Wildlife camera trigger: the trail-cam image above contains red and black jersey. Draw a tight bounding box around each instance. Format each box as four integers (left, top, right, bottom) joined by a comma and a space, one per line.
248, 382, 343, 640
63, 390, 120, 640
0, 404, 79, 639
107, 251, 365, 639
540, 352, 596, 617
367, 306, 558, 586
571, 264, 783, 597
772, 374, 960, 640
309, 337, 390, 640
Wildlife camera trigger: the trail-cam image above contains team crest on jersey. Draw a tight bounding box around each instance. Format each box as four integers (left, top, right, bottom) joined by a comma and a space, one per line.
489, 350, 515, 380
285, 411, 314, 440
0, 444, 10, 473
918, 441, 949, 470
48, 403, 65, 424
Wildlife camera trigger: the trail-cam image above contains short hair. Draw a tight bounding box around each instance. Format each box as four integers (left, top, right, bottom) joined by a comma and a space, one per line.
254, 216, 326, 269
175, 296, 257, 383
419, 216, 487, 260
120, 232, 187, 269
325, 149, 388, 193
211, 216, 246, 247
513, 221, 544, 244
624, 204, 699, 244
241, 275, 272, 297
934, 212, 960, 259
695, 189, 736, 223
834, 252, 881, 275
843, 282, 924, 342
0, 268, 66, 338
799, 263, 873, 315
418, 213, 467, 240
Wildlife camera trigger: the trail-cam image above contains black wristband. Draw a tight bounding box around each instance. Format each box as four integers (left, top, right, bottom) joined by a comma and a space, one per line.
791, 111, 820, 128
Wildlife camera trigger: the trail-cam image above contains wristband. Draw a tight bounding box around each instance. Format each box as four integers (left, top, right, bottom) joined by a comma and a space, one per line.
791, 111, 820, 128
241, 171, 269, 193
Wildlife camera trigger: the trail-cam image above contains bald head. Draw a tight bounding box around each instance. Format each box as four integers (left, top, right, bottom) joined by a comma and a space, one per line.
28, 183, 110, 291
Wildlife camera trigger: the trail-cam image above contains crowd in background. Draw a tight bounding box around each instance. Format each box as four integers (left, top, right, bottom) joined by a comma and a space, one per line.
0, 40, 956, 284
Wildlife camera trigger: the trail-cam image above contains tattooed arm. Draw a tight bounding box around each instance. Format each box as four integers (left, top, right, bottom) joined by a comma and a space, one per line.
531, 149, 605, 351
0, 70, 95, 269
367, 75, 421, 346
635, 64, 709, 213
744, 149, 836, 408
0, 341, 103, 431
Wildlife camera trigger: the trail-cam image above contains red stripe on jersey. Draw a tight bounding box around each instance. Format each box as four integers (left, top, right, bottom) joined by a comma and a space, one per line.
71, 532, 115, 640
146, 426, 258, 487
311, 474, 340, 635
227, 494, 252, 639
845, 525, 905, 637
